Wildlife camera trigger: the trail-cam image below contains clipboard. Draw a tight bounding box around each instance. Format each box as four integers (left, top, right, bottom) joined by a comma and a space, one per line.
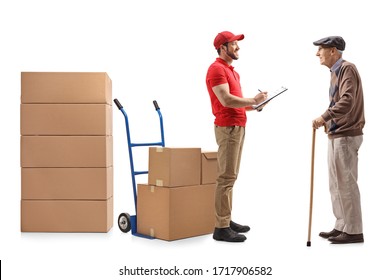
252, 86, 288, 110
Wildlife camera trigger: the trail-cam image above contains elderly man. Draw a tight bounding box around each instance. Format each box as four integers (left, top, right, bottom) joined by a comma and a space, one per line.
312, 36, 365, 244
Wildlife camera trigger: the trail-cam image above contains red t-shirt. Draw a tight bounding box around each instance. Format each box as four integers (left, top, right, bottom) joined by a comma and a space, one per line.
206, 58, 247, 127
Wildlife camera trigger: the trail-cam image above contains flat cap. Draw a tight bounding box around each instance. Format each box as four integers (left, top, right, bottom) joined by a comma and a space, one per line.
313, 36, 345, 51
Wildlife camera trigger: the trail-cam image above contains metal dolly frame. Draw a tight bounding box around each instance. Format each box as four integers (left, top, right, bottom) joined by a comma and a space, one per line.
114, 98, 165, 238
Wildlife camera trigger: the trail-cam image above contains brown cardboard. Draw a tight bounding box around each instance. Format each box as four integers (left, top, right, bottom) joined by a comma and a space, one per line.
137, 184, 216, 241
148, 147, 201, 187
201, 151, 218, 185
21, 167, 113, 200
21, 72, 112, 104
21, 104, 112, 136
21, 136, 113, 167
21, 197, 113, 232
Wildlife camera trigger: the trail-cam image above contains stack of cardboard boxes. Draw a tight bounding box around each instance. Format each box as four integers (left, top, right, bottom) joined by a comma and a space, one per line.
20, 72, 113, 232
137, 147, 218, 241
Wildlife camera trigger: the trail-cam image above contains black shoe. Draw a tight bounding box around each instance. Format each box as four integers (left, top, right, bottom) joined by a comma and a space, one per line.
319, 229, 342, 239
230, 221, 250, 233
328, 232, 364, 244
213, 227, 247, 242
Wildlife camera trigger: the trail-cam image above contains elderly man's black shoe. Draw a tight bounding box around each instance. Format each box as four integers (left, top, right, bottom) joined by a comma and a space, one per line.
213, 227, 246, 242
230, 221, 250, 233
319, 229, 342, 239
328, 233, 364, 244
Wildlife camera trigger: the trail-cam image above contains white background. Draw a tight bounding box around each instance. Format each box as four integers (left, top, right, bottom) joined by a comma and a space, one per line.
1, 0, 389, 279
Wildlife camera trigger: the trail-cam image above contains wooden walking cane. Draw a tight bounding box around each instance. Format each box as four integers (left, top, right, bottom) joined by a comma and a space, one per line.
307, 128, 316, 247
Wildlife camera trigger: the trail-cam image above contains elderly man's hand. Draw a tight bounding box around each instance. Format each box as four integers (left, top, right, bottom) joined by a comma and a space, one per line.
312, 116, 325, 129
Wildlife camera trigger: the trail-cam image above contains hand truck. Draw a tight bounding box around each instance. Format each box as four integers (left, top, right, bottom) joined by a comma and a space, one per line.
114, 98, 165, 238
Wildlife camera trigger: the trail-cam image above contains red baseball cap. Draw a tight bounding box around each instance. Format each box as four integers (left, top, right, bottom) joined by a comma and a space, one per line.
214, 31, 245, 49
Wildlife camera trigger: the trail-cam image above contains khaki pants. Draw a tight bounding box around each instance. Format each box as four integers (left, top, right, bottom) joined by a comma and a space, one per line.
328, 136, 363, 234
214, 126, 245, 228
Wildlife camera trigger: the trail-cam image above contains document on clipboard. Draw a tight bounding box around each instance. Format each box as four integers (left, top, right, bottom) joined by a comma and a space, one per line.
252, 86, 288, 110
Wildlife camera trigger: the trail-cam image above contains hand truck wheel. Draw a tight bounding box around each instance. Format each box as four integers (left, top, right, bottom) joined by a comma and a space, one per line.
118, 212, 131, 233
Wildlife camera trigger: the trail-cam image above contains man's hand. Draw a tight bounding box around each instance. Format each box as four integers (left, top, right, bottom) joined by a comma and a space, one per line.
254, 91, 268, 104
312, 116, 325, 129
253, 91, 268, 111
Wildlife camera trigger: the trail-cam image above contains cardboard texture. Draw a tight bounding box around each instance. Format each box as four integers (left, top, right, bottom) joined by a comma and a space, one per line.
20, 71, 114, 233
148, 147, 201, 187
21, 104, 112, 135
201, 151, 218, 185
21, 197, 113, 232
137, 184, 216, 241
21, 136, 113, 167
21, 167, 113, 200
21, 72, 112, 104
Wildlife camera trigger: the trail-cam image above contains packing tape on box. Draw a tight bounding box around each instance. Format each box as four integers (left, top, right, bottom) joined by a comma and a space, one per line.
149, 185, 155, 193
156, 179, 163, 187
156, 147, 164, 152
149, 228, 155, 237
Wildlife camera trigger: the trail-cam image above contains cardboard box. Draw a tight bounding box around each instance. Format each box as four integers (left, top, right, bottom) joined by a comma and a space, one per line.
201, 151, 218, 185
21, 104, 112, 136
21, 72, 112, 104
21, 136, 113, 167
21, 197, 113, 232
148, 147, 201, 187
21, 167, 113, 200
137, 184, 215, 241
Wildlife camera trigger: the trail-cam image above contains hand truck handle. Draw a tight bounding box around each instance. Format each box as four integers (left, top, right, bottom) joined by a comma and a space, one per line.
113, 99, 123, 110
153, 100, 160, 111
